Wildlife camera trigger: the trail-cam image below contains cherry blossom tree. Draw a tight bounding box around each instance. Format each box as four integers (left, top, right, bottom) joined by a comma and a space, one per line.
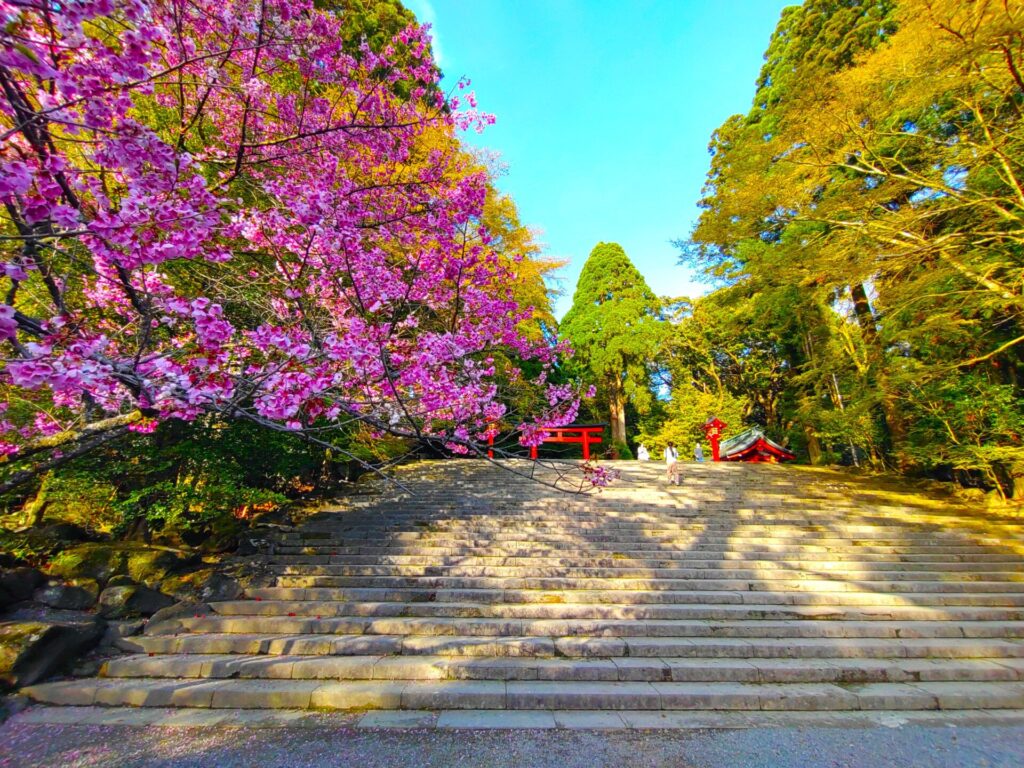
0, 0, 604, 492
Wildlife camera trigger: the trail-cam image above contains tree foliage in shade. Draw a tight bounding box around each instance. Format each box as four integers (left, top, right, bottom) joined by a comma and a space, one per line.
559, 243, 663, 445
676, 0, 1024, 498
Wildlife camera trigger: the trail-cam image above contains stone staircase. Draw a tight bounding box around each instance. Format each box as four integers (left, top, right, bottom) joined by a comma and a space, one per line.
23, 460, 1024, 716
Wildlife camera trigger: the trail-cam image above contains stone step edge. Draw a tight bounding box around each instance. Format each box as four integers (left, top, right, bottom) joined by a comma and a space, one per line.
271, 579, 1024, 593
266, 561, 1024, 575
244, 587, 1024, 606
22, 678, 1024, 712
277, 537, 971, 542
208, 599, 1024, 619
271, 543, 1023, 554
273, 534, 1024, 544
13, 705, 1024, 730
268, 568, 1024, 581
275, 524, 1024, 533
120, 633, 1024, 659
271, 550, 1024, 562
101, 653, 1024, 684
276, 524, 1024, 532
173, 616, 1024, 641
270, 551, 1024, 561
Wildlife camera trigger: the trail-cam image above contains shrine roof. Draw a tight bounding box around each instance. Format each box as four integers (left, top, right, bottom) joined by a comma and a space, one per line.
719, 428, 796, 460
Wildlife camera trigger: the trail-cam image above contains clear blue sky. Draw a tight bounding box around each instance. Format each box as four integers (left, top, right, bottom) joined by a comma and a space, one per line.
406, 0, 793, 318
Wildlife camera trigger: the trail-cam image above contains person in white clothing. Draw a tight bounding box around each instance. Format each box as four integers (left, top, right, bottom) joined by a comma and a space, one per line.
664, 441, 680, 485
636, 443, 650, 461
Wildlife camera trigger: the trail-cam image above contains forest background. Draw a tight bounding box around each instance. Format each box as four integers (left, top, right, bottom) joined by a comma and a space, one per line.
2, 0, 1021, 559
563, 0, 1023, 507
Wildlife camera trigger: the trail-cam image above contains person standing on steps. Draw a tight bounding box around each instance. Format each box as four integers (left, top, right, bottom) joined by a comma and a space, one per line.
664, 441, 680, 485
636, 443, 650, 461
694, 441, 704, 463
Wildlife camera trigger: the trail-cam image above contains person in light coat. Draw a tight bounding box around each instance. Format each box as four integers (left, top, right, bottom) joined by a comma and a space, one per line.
664, 441, 680, 485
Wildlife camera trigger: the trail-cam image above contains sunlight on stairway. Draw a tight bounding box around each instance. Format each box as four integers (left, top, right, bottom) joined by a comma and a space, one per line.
24, 460, 1024, 715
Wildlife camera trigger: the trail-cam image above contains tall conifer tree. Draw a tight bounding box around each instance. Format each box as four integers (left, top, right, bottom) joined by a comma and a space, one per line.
560, 243, 663, 446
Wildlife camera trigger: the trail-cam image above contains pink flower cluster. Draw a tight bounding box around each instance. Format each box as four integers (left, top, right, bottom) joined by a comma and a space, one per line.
0, 0, 598, 483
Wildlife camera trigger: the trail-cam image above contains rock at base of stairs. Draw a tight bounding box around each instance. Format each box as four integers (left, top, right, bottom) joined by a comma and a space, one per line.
98, 586, 176, 619
33, 581, 99, 611
0, 617, 104, 690
0, 568, 45, 610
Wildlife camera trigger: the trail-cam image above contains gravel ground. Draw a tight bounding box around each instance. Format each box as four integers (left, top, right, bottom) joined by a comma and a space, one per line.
1, 722, 1023, 768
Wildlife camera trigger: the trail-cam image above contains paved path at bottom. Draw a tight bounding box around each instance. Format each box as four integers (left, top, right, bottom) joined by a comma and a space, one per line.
2, 709, 1024, 768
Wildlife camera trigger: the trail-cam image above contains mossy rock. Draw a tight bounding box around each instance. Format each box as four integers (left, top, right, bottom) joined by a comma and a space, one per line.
0, 623, 46, 678
33, 581, 98, 611
46, 543, 201, 587
159, 568, 214, 601
46, 544, 129, 584
0, 568, 45, 609
0, 619, 103, 690
97, 586, 175, 619
126, 549, 198, 586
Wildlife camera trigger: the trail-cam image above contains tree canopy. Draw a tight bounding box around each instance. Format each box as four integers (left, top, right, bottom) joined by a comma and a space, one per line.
0, 0, 608, 522
559, 243, 663, 447
676, 0, 1023, 499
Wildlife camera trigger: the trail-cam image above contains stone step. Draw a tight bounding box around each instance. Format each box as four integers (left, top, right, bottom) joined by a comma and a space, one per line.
211, 599, 1024, 622
36, 460, 1024, 719
292, 515, 1024, 527
292, 515, 1024, 525
293, 504, 1024, 515
279, 533, 1022, 546
276, 519, 1021, 531
23, 677, 1024, 711
269, 550, 1024, 566
101, 654, 1024, 685
273, 542, 1022, 557
173, 615, 1024, 639
119, 633, 1024, 660
267, 564, 1024, 581
277, 523, 1016, 535
277, 518, 1024, 530
289, 502, 1012, 511
21, 705, 1024, 729
275, 531, 1020, 545
247, 586, 1024, 607
272, 546, 1024, 563
270, 550, 1024, 565
273, 575, 1024, 593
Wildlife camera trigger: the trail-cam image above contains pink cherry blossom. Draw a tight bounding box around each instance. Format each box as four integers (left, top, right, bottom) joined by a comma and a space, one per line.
0, 0, 597, 489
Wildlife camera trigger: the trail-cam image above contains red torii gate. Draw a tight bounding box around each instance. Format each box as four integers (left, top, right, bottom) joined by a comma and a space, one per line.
487, 424, 605, 460
530, 424, 605, 460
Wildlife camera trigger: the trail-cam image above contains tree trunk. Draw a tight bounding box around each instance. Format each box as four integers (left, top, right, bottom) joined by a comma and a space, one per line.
23, 472, 53, 527
850, 283, 878, 342
850, 283, 910, 468
804, 425, 823, 465
879, 391, 910, 467
608, 380, 627, 446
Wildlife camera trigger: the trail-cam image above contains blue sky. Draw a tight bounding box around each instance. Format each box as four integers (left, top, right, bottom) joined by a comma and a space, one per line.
406, 0, 793, 317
